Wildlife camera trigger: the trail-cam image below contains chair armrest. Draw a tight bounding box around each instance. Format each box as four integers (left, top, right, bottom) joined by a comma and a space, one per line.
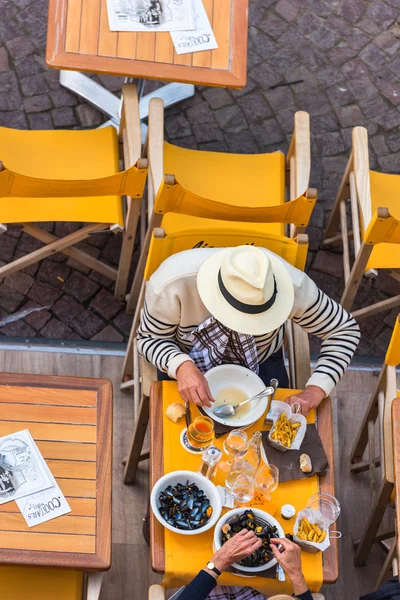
146, 97, 165, 214
287, 111, 311, 199
149, 584, 166, 600
352, 126, 372, 233
120, 83, 142, 167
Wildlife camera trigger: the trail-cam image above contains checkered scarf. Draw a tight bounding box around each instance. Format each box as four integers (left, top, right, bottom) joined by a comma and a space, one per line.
207, 586, 265, 600
188, 317, 259, 374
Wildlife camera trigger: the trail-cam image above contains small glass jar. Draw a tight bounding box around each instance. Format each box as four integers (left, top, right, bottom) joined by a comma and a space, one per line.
306, 493, 341, 525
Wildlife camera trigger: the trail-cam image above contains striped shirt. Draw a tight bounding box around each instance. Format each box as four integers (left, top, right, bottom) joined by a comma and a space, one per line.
137, 248, 360, 395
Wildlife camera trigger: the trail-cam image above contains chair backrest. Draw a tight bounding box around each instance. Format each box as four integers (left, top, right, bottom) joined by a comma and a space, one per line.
0, 161, 147, 200
144, 217, 308, 280
153, 176, 316, 228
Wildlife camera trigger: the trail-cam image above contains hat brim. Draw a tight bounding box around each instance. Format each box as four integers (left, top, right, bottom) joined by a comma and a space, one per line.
197, 248, 295, 336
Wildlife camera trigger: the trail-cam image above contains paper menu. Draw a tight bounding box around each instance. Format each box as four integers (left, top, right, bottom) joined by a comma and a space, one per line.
107, 0, 196, 32
170, 0, 218, 54
16, 481, 71, 528
0, 430, 53, 505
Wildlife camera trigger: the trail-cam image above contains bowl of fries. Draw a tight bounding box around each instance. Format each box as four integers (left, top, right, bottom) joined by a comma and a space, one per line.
267, 401, 307, 452
293, 508, 332, 553
296, 516, 327, 544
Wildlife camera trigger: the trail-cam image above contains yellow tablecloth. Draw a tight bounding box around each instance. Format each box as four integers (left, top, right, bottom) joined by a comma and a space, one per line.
161, 382, 323, 595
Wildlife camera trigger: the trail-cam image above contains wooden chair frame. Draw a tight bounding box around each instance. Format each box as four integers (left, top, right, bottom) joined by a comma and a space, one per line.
125, 105, 312, 315
350, 315, 400, 572
121, 230, 311, 484
0, 84, 147, 301
322, 126, 400, 320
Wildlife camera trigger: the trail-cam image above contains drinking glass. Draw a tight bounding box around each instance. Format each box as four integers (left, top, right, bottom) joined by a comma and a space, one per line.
187, 416, 214, 448
255, 464, 279, 500
223, 429, 248, 464
231, 474, 255, 507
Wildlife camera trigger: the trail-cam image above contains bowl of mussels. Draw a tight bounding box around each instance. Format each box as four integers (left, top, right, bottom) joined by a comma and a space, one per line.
151, 470, 222, 535
213, 508, 285, 572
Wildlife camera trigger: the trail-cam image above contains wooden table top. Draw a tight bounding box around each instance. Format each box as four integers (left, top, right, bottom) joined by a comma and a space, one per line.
0, 373, 112, 571
150, 381, 338, 585
46, 0, 248, 88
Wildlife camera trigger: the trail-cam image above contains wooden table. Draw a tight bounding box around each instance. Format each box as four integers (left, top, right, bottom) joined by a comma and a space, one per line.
46, 0, 248, 88
150, 381, 338, 585
0, 373, 112, 570
392, 397, 400, 571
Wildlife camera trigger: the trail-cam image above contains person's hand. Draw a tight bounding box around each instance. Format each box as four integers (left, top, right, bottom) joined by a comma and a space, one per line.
285, 385, 325, 416
270, 538, 308, 595
210, 529, 262, 572
176, 361, 214, 407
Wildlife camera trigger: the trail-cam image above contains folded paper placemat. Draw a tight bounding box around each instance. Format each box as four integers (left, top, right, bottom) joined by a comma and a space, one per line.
262, 424, 329, 483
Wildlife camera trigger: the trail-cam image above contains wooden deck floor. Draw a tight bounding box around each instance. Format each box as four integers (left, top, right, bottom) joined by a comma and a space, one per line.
0, 349, 394, 599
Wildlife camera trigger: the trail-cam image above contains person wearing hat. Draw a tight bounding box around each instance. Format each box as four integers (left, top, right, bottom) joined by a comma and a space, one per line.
137, 246, 360, 414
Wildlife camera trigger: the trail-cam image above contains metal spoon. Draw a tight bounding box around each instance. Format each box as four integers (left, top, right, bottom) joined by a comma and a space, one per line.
213, 386, 274, 418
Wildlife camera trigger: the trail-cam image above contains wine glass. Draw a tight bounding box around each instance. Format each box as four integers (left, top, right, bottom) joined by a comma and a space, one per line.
219, 429, 248, 473
231, 474, 255, 507
255, 464, 279, 501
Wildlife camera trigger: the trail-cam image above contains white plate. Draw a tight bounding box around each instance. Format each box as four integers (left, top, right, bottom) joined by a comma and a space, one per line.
150, 470, 222, 536
213, 507, 285, 572
204, 365, 266, 427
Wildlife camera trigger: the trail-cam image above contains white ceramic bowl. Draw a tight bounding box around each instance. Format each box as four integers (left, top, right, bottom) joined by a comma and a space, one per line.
151, 470, 222, 536
213, 508, 285, 572
204, 364, 266, 427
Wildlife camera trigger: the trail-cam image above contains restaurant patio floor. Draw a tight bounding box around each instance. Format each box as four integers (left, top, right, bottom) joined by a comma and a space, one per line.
0, 345, 394, 599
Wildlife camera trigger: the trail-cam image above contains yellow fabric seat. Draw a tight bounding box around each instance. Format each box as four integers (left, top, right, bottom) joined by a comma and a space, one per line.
0, 126, 122, 224
367, 170, 400, 270
163, 142, 286, 235
164, 142, 286, 207
0, 567, 83, 599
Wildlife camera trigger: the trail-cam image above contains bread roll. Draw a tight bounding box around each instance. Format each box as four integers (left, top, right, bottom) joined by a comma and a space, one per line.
300, 453, 312, 473
166, 402, 186, 423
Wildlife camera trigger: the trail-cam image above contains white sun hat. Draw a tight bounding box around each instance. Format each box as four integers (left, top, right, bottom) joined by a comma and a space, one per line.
197, 246, 295, 335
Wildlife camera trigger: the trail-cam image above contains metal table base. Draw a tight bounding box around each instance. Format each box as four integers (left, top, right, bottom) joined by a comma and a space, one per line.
60, 71, 195, 135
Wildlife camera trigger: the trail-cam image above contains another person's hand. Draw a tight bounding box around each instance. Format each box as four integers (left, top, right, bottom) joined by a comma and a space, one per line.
210, 529, 262, 572
270, 538, 308, 596
285, 385, 325, 415
176, 361, 214, 407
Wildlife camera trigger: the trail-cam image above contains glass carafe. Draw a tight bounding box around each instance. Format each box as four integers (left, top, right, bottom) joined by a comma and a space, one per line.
225, 431, 262, 492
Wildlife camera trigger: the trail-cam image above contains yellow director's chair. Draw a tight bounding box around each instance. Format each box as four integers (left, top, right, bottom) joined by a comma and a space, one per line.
350, 315, 400, 584
0, 568, 103, 600
0, 84, 147, 301
125, 99, 314, 313
323, 126, 400, 319
122, 220, 311, 484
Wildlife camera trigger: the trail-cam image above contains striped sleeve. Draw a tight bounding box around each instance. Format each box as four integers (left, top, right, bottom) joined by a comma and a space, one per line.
292, 274, 360, 396
137, 283, 193, 379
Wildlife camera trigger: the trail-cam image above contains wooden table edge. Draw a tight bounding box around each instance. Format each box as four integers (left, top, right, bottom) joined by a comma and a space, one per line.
150, 382, 338, 585
392, 397, 400, 579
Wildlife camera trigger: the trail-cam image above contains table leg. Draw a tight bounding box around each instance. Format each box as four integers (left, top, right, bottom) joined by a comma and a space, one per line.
60, 71, 195, 131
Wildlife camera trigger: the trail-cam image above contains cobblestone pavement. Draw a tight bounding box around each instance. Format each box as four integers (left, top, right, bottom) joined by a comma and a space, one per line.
0, 0, 400, 353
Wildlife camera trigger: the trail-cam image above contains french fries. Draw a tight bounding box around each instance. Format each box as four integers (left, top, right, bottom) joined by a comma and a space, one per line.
270, 413, 301, 448
297, 517, 327, 543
